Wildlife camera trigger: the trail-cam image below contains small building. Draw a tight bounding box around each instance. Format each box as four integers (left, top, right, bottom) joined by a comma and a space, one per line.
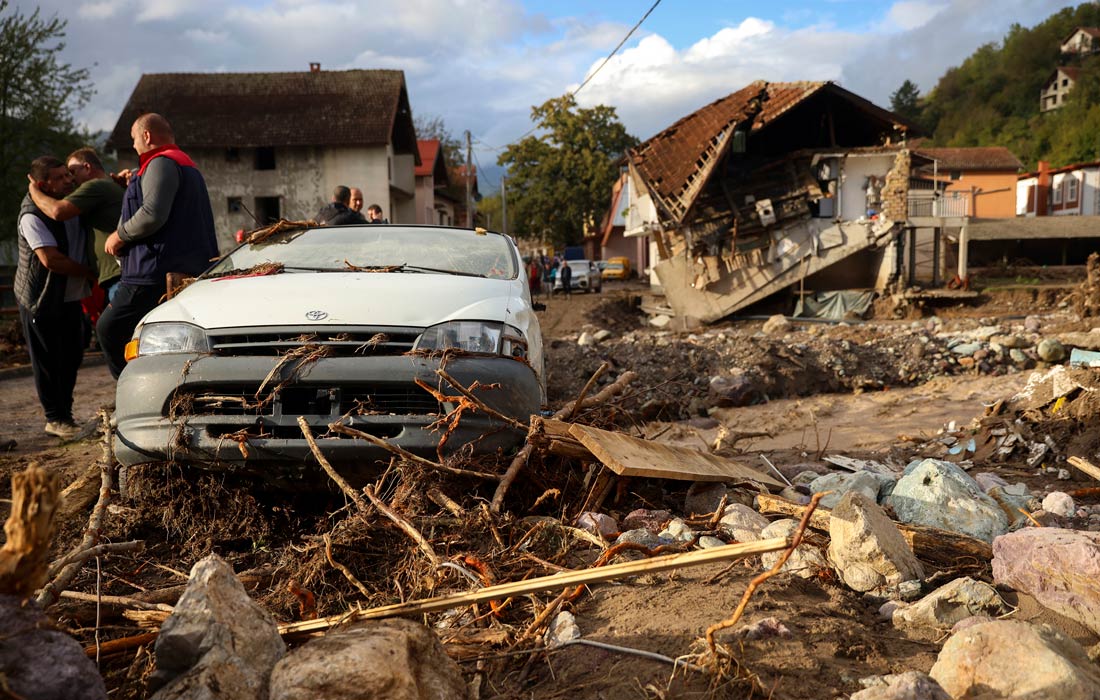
598, 170, 649, 279
1040, 66, 1080, 113
1060, 27, 1100, 55
414, 140, 456, 226
107, 66, 420, 251
911, 147, 1023, 218
1016, 160, 1100, 217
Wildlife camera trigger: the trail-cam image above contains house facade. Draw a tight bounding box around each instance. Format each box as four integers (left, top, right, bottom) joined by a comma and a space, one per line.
1040, 66, 1080, 113
414, 140, 456, 226
1017, 160, 1100, 217
597, 171, 648, 277
107, 67, 420, 251
911, 147, 1023, 218
1060, 27, 1100, 55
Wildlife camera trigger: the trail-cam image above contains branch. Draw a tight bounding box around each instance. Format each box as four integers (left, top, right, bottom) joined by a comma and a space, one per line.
0, 464, 60, 597
298, 416, 371, 513
435, 368, 528, 431
363, 485, 441, 568
48, 540, 143, 579
328, 423, 500, 481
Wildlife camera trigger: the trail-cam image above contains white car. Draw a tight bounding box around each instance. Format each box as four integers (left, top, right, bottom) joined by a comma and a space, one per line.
553, 259, 603, 293
113, 224, 545, 480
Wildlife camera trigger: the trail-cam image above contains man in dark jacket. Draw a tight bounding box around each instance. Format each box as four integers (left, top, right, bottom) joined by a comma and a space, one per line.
98, 113, 220, 378
315, 186, 366, 225
558, 260, 573, 297
16, 156, 98, 438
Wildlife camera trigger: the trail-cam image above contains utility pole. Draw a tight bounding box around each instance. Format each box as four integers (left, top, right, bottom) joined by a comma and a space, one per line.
465, 130, 473, 228
501, 175, 508, 235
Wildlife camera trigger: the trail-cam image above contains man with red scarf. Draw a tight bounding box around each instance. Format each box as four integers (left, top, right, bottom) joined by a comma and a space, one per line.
97, 113, 219, 378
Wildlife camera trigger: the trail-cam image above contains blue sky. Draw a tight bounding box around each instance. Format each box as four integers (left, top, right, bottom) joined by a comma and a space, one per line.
13, 0, 1076, 188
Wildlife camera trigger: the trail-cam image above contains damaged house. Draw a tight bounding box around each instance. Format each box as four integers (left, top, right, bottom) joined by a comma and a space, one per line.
627, 80, 924, 323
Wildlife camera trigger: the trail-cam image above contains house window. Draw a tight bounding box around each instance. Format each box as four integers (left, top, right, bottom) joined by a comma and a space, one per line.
1067, 176, 1079, 203
1054, 181, 1063, 205
949, 171, 961, 181
226, 148, 240, 163
254, 147, 276, 170
387, 157, 392, 182
1063, 79, 1069, 87
254, 196, 281, 224
227, 196, 243, 213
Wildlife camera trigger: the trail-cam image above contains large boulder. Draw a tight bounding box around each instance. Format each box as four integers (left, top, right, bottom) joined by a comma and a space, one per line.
851, 671, 950, 700
150, 554, 286, 699
992, 528, 1100, 636
0, 595, 106, 700
269, 619, 466, 700
810, 471, 895, 509
760, 519, 829, 578
893, 578, 1009, 637
930, 619, 1100, 700
827, 492, 923, 592
887, 459, 1008, 542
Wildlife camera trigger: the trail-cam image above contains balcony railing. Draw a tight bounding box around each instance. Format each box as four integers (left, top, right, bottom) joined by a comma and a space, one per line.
907, 192, 969, 218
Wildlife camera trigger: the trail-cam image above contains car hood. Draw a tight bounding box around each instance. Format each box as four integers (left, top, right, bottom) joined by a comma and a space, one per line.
141, 272, 526, 330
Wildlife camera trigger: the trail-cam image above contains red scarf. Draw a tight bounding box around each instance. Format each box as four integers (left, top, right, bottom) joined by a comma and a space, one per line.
137, 144, 197, 176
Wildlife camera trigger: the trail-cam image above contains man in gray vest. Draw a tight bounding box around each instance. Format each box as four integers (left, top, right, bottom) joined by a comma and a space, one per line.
15, 156, 98, 439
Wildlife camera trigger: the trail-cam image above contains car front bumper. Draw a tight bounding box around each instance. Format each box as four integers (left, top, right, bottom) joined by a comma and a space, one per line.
114, 353, 541, 481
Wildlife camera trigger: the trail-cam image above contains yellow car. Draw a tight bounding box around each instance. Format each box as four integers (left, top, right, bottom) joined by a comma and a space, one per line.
601, 257, 631, 280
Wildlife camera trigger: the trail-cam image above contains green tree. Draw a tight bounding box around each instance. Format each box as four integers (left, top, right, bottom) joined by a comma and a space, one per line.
0, 0, 93, 242
413, 113, 464, 170
889, 79, 922, 123
498, 95, 636, 248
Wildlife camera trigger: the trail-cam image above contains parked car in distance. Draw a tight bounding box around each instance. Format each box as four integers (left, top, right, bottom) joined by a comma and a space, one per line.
114, 224, 545, 483
553, 259, 602, 293
601, 257, 631, 280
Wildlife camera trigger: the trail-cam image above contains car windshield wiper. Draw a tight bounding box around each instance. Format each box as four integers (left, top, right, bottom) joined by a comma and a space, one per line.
401, 265, 489, 278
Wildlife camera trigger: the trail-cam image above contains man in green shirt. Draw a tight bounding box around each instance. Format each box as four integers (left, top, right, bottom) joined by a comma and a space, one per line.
28, 147, 124, 300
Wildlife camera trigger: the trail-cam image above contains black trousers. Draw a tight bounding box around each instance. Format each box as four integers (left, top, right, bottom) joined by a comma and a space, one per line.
96, 282, 164, 379
19, 302, 84, 423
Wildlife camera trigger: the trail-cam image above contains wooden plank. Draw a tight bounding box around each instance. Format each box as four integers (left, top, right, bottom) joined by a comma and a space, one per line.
568, 423, 784, 486
279, 537, 791, 636
1068, 456, 1100, 482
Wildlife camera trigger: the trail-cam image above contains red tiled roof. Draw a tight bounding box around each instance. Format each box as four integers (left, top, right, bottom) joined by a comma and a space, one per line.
1061, 26, 1100, 44
914, 147, 1023, 171
107, 69, 417, 155
416, 140, 440, 177
1018, 160, 1100, 179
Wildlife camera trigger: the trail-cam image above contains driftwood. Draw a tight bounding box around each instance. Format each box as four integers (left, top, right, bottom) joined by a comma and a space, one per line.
756, 494, 993, 565
363, 485, 440, 567
60, 590, 172, 612
280, 537, 790, 638
0, 464, 60, 597
328, 423, 500, 481
491, 369, 638, 513
1068, 456, 1100, 482
127, 568, 273, 607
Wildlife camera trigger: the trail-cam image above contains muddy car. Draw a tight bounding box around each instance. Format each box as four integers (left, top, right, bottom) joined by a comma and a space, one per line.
113, 224, 545, 479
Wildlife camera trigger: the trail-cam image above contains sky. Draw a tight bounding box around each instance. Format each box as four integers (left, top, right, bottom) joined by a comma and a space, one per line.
17, 0, 1076, 189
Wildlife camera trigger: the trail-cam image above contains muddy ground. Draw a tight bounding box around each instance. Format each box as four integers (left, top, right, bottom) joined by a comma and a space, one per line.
2, 280, 1099, 699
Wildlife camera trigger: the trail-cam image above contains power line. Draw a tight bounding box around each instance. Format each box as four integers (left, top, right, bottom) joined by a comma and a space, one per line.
573, 0, 661, 97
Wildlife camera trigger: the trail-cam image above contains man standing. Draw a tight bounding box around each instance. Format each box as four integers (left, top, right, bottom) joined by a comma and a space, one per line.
28, 147, 124, 302
99, 113, 219, 379
366, 204, 388, 224
16, 156, 97, 438
559, 259, 572, 297
315, 186, 366, 225
349, 187, 364, 214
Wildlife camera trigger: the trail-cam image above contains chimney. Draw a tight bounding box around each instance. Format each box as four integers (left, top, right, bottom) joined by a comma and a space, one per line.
309, 62, 321, 73
1036, 160, 1051, 216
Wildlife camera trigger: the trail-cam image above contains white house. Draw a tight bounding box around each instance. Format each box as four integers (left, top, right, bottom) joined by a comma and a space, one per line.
1017, 161, 1100, 217
1040, 66, 1081, 113
107, 66, 420, 251
1060, 27, 1100, 55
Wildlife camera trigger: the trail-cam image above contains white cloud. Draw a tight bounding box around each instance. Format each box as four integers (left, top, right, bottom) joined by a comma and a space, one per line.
77, 0, 129, 20
882, 1, 948, 32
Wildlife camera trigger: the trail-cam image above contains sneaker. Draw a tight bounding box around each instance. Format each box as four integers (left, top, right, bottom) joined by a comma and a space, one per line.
44, 420, 81, 440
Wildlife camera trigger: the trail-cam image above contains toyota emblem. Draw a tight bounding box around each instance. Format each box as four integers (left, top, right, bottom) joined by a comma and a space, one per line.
305, 310, 328, 321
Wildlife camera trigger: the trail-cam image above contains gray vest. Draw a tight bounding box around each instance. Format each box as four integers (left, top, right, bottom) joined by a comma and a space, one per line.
14, 195, 70, 317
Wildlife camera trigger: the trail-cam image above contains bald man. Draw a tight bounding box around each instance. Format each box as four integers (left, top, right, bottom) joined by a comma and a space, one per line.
97, 113, 219, 378
349, 187, 364, 213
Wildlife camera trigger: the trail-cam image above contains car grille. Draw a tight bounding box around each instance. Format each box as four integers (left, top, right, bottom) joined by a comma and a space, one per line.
207, 326, 422, 357
170, 383, 442, 418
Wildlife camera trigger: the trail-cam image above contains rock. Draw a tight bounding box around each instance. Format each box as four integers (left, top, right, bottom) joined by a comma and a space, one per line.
762, 314, 791, 335
1024, 315, 1042, 333
990, 334, 1027, 349
1010, 348, 1029, 364
592, 329, 613, 342
577, 331, 595, 347
951, 341, 983, 356
878, 600, 906, 621
707, 372, 759, 407
888, 459, 1008, 542
615, 528, 662, 548
621, 509, 671, 533
697, 536, 726, 549
576, 512, 618, 539
269, 619, 465, 700
893, 578, 1009, 636
760, 519, 829, 578
992, 528, 1100, 635
930, 619, 1100, 700
648, 314, 671, 328
809, 471, 894, 509
684, 482, 728, 517
1043, 491, 1076, 518
1038, 338, 1067, 362
150, 554, 285, 699
659, 518, 694, 542
851, 671, 950, 700
735, 617, 792, 640
545, 611, 581, 648
0, 595, 107, 700
827, 492, 924, 593
717, 504, 770, 542
973, 472, 1008, 493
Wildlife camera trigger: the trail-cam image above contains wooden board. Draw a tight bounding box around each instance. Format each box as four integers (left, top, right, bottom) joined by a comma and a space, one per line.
568, 423, 784, 486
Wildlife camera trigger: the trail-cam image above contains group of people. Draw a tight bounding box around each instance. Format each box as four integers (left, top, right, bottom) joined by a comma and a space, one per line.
526, 254, 572, 298
16, 113, 218, 439
315, 186, 386, 226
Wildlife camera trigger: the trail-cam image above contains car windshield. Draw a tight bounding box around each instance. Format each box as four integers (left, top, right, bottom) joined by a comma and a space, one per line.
205, 226, 519, 280
606, 263, 623, 270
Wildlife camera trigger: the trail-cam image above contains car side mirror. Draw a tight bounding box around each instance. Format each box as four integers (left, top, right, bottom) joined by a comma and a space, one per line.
532, 302, 546, 311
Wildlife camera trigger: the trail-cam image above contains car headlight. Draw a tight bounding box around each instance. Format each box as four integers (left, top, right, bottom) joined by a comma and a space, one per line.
130, 322, 212, 358
415, 321, 527, 358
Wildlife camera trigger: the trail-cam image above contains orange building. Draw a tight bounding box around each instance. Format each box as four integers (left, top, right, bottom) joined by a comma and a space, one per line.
911, 147, 1023, 219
